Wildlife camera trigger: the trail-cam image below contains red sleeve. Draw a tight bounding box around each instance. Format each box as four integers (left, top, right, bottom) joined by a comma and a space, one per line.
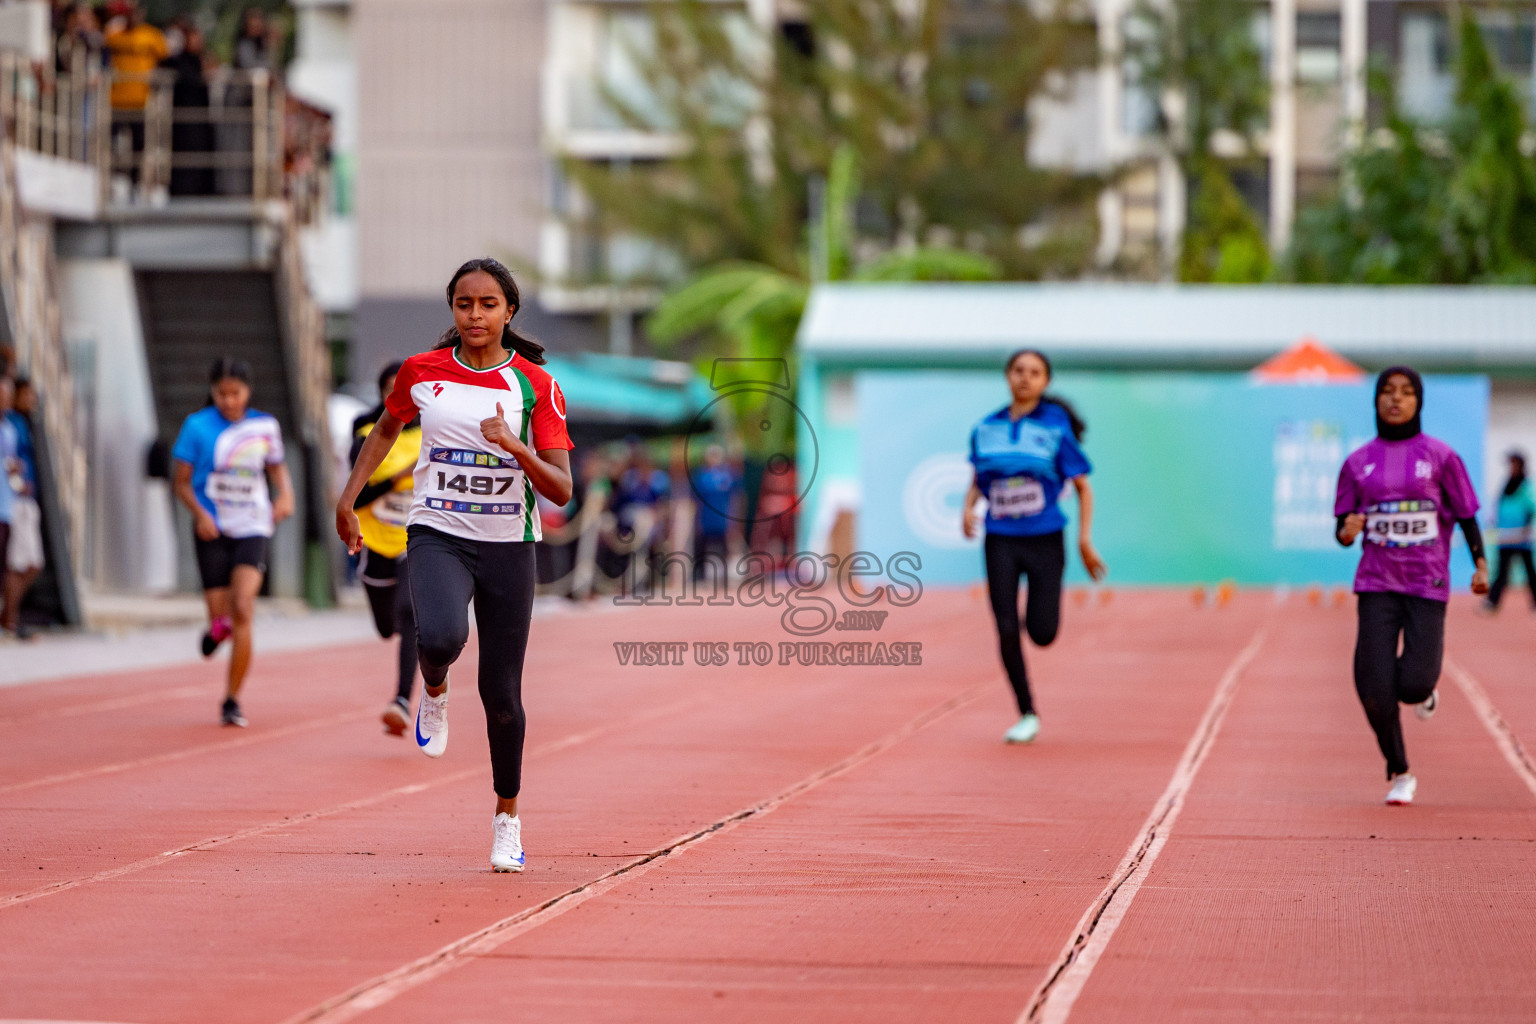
384, 358, 422, 422
529, 370, 574, 452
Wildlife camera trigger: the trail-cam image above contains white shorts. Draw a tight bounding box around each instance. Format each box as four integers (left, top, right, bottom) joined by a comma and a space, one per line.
7, 496, 44, 572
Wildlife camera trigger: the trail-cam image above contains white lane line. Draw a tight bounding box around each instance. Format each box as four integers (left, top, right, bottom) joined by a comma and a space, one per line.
0, 709, 374, 796
1019, 629, 1268, 1024
0, 684, 208, 725
1445, 658, 1536, 802
0, 695, 714, 910
280, 684, 993, 1024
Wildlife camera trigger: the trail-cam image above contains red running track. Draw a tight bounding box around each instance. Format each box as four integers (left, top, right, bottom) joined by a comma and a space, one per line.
1, 589, 1533, 1023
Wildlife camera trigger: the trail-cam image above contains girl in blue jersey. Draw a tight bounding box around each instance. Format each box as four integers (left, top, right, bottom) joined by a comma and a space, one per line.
963, 349, 1105, 744
172, 358, 295, 727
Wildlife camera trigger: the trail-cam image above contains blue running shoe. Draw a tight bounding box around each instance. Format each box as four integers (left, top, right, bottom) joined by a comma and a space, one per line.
415, 685, 448, 758
491, 812, 524, 872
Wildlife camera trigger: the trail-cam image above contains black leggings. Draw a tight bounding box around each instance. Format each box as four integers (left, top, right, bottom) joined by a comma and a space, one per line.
360, 548, 418, 704
984, 531, 1065, 716
1488, 547, 1536, 608
407, 525, 536, 799
1354, 591, 1445, 779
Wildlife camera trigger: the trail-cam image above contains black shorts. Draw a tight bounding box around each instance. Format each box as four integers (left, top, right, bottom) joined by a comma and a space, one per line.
357, 546, 401, 587
194, 535, 269, 591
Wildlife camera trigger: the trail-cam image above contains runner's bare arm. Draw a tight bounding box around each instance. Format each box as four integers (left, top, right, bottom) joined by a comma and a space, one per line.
1072, 475, 1107, 581
336, 410, 406, 554
961, 478, 983, 539
267, 462, 295, 523
480, 402, 573, 505
172, 459, 220, 541
1336, 513, 1365, 545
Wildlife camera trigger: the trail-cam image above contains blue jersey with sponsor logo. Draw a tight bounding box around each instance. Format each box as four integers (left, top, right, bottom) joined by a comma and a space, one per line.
968, 401, 1091, 537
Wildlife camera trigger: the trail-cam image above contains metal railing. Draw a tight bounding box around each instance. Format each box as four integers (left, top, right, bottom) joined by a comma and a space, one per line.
1, 51, 330, 221
0, 49, 111, 169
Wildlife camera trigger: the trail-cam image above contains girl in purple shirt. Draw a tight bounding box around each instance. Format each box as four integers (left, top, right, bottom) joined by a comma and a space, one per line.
1334, 366, 1489, 806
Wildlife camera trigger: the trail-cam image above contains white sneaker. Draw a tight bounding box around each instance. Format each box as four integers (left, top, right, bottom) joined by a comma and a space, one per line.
491, 812, 525, 872
415, 686, 448, 758
1385, 773, 1417, 805
1004, 714, 1041, 744
1413, 690, 1438, 721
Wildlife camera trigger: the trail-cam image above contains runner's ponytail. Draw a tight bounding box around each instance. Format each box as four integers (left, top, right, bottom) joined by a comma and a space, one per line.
1042, 393, 1087, 442
435, 257, 548, 366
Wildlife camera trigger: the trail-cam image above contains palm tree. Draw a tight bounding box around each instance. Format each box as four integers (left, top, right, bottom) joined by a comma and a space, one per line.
646, 145, 999, 451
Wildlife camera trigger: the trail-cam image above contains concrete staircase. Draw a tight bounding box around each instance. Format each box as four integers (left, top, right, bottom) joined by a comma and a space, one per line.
138, 270, 299, 450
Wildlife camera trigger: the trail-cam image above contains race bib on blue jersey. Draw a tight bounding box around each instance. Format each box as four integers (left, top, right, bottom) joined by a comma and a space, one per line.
205, 468, 261, 510
1365, 500, 1438, 547
988, 475, 1046, 519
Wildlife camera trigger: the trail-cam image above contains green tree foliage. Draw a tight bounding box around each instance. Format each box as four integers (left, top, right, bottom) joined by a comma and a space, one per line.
1286, 13, 1536, 284
1123, 0, 1270, 280
1179, 157, 1270, 282
562, 0, 1099, 292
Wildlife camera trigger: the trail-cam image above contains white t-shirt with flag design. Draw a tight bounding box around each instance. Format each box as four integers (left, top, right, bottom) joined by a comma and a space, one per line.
385, 347, 574, 542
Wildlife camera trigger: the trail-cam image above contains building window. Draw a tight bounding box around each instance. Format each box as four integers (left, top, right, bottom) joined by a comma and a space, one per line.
1297, 12, 1341, 84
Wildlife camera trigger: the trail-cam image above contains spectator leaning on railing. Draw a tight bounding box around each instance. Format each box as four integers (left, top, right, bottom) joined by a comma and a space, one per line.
104, 1, 165, 111
159, 16, 215, 197
104, 0, 166, 184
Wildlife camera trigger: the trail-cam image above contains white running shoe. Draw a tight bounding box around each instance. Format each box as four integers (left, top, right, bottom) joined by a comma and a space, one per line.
1004, 714, 1041, 744
491, 812, 525, 872
415, 686, 449, 758
1385, 773, 1417, 805
1413, 690, 1438, 721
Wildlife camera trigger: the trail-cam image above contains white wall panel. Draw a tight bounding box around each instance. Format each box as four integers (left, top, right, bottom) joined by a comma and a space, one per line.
356, 0, 548, 297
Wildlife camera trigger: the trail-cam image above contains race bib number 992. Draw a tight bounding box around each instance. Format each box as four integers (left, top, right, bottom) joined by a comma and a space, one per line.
1365, 500, 1438, 547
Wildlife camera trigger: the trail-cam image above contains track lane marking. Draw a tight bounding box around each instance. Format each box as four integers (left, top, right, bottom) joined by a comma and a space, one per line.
0, 708, 376, 796
0, 695, 714, 910
1019, 628, 1268, 1024
278, 684, 993, 1024
0, 684, 210, 725
1445, 658, 1536, 802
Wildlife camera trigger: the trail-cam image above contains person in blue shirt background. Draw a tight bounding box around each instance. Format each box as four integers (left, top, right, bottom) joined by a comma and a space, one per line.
0, 377, 18, 633
963, 348, 1106, 745
2, 377, 44, 638
1483, 449, 1536, 613
172, 357, 294, 727
689, 443, 743, 580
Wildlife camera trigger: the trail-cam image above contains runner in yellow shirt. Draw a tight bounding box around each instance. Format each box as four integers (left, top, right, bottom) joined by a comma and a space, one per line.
350, 361, 424, 735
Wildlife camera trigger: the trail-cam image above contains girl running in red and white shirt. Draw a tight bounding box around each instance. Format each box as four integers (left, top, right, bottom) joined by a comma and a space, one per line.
337, 258, 574, 872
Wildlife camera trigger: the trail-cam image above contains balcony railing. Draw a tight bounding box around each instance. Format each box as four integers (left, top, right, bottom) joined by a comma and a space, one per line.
0, 51, 330, 224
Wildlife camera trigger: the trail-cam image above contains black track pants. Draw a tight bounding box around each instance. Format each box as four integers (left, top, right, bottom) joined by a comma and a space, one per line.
1488, 547, 1536, 608
1353, 591, 1446, 779
984, 531, 1065, 716
407, 525, 536, 799
360, 548, 418, 704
